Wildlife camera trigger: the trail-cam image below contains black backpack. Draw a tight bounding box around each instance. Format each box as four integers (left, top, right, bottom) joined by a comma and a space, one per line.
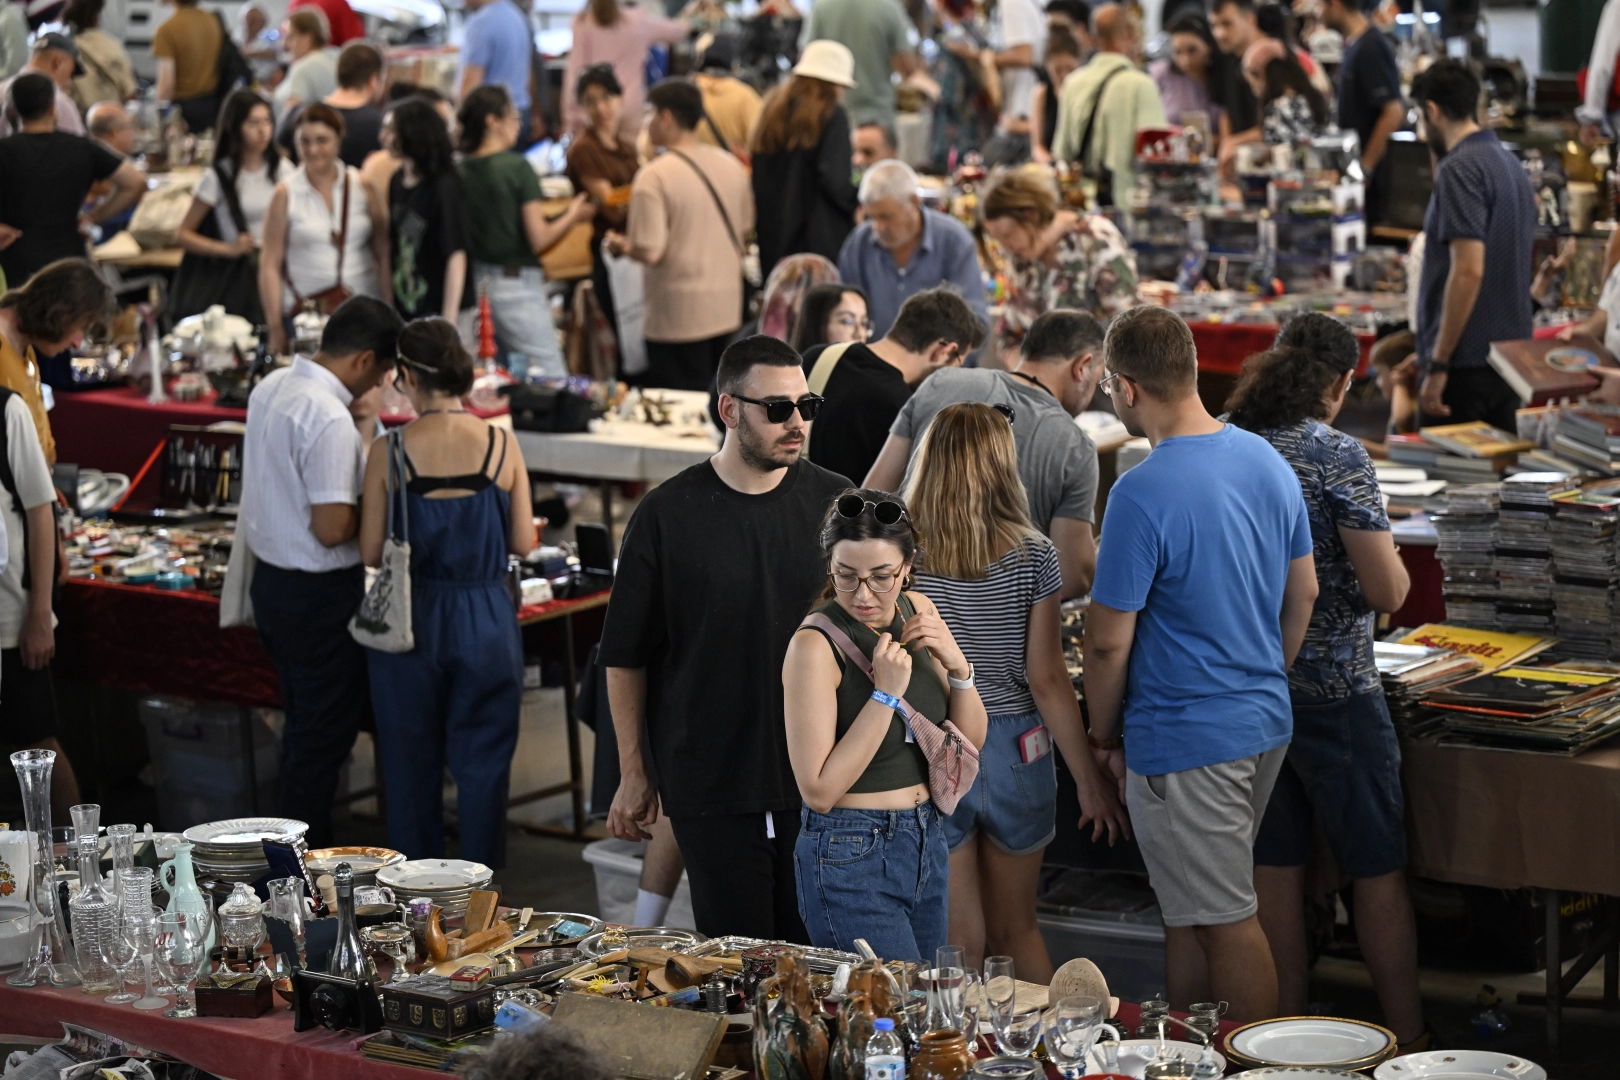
215, 12, 255, 98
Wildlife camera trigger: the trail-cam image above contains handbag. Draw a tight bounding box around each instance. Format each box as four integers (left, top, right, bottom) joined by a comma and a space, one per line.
667, 148, 755, 323
498, 383, 597, 433
1072, 65, 1126, 209
284, 171, 354, 316
801, 341, 853, 461
214, 12, 254, 95
219, 527, 256, 628
171, 162, 265, 322
348, 430, 414, 653
799, 597, 981, 815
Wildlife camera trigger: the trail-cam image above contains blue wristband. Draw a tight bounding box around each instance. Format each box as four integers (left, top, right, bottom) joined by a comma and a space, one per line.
870, 688, 903, 711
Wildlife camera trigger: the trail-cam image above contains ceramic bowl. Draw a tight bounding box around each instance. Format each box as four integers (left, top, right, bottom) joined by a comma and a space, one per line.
0, 899, 37, 970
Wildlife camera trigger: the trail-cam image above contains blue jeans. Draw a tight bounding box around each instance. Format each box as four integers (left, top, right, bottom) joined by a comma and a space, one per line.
795, 804, 949, 962
473, 262, 565, 379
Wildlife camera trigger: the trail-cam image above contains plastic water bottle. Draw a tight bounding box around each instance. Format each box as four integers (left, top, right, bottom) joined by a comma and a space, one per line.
866, 1017, 905, 1080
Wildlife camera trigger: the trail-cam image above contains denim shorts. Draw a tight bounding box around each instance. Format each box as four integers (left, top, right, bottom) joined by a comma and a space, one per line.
1253, 688, 1407, 878
794, 804, 948, 962
941, 712, 1057, 856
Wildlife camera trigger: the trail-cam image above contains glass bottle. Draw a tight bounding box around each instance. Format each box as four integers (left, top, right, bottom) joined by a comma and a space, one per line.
6, 749, 79, 987
69, 834, 119, 992
326, 863, 374, 989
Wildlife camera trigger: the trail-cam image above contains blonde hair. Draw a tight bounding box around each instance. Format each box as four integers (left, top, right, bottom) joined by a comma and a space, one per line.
980, 165, 1060, 230
904, 403, 1040, 580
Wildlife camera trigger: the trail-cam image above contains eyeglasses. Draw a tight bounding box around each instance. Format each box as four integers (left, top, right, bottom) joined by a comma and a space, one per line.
992, 403, 1015, 424
832, 313, 875, 333
836, 493, 908, 525
831, 568, 900, 593
1099, 370, 1130, 398
733, 393, 823, 424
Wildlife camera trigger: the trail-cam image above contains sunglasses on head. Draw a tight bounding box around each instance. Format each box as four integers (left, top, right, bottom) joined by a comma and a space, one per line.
836, 493, 908, 525
992, 403, 1014, 424
733, 393, 823, 424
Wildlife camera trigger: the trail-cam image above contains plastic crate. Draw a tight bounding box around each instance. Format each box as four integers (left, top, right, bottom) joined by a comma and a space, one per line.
137, 696, 278, 832
581, 838, 695, 929
1037, 869, 1166, 1003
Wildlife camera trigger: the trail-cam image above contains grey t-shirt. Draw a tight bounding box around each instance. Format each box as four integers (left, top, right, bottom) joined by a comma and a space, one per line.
891, 368, 1099, 528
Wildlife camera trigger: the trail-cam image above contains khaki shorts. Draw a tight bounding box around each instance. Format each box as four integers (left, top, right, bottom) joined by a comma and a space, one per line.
1126, 745, 1288, 928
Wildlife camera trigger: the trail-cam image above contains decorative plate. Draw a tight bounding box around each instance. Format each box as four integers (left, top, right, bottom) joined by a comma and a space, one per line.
184, 818, 309, 847
1226, 1018, 1396, 1070
1373, 1051, 1545, 1080
304, 846, 407, 876
375, 859, 494, 893
1235, 1069, 1367, 1080
1088, 1039, 1226, 1078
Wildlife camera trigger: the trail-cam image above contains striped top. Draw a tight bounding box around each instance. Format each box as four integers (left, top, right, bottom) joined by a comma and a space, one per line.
914, 536, 1064, 715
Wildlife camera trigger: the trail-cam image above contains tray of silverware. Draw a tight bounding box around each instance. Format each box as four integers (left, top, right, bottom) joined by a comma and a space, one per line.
685, 936, 861, 975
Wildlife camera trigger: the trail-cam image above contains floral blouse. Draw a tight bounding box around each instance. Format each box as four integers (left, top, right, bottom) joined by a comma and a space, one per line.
1262, 94, 1322, 147
998, 214, 1139, 349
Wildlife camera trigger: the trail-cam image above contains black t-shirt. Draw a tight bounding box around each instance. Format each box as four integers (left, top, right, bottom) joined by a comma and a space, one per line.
390, 169, 471, 319
1336, 27, 1400, 151
597, 458, 852, 818
1219, 58, 1259, 134
801, 342, 913, 488
0, 132, 122, 284
277, 102, 385, 169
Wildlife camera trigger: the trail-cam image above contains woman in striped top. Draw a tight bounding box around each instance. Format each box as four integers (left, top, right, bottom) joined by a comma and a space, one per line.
907, 403, 1129, 980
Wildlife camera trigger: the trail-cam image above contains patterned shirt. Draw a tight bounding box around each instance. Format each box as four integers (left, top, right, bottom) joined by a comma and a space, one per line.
1262, 94, 1321, 146
998, 214, 1138, 350
1256, 419, 1390, 699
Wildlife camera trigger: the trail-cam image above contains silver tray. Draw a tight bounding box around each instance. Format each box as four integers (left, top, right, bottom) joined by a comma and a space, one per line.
576, 926, 708, 958
686, 936, 861, 975
503, 911, 603, 945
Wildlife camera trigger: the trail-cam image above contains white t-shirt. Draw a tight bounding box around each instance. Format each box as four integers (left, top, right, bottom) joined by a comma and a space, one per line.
193, 159, 288, 245
1600, 260, 1620, 360
0, 393, 51, 648
280, 164, 380, 311
997, 0, 1046, 122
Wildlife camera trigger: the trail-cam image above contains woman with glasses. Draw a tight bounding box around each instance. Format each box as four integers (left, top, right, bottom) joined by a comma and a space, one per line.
782, 489, 988, 960
906, 403, 1128, 979
358, 317, 537, 867
791, 283, 871, 353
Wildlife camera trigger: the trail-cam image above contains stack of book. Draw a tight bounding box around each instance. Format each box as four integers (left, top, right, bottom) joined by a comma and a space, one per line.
1550, 484, 1620, 659
1394, 423, 1534, 484
1552, 407, 1620, 475
1434, 484, 1501, 627
1492, 474, 1571, 633
1419, 664, 1620, 754
1374, 641, 1484, 736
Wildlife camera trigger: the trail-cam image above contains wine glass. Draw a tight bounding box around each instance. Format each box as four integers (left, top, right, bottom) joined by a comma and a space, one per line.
997, 1002, 1045, 1059
156, 911, 208, 1018
1046, 995, 1106, 1078
960, 971, 985, 1050
104, 917, 142, 1005
984, 956, 1017, 1052
126, 912, 167, 1011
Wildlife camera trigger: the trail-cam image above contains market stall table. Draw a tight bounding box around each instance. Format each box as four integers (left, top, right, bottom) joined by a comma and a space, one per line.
1190, 321, 1377, 377
53, 386, 246, 477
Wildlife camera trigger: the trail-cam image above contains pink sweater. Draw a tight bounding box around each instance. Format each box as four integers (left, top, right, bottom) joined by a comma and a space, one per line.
562, 8, 687, 143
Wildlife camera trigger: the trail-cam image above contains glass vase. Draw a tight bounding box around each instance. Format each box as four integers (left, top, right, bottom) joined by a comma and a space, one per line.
70, 834, 119, 992
6, 750, 79, 987
108, 824, 137, 901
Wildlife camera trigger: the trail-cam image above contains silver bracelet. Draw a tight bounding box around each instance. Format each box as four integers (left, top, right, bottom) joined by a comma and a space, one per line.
947, 663, 975, 691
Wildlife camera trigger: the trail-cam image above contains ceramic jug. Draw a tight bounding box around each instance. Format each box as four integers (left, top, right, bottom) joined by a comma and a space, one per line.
913, 1030, 974, 1080
160, 840, 216, 950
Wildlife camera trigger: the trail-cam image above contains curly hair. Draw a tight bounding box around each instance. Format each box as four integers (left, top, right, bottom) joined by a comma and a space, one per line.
1224, 346, 1344, 432
459, 1026, 615, 1080
1275, 311, 1360, 373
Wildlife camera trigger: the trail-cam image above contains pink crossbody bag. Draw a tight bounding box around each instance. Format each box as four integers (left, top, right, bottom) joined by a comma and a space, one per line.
799, 604, 981, 815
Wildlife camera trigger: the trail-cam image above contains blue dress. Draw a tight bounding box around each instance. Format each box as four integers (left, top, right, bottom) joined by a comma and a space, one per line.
367, 426, 524, 868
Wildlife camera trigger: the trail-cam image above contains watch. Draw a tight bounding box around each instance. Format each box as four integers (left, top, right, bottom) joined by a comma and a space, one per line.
947, 663, 976, 691
1426, 357, 1450, 373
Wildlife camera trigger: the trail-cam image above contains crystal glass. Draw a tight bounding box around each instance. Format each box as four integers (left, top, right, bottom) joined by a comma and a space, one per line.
926, 960, 967, 1034
1046, 995, 1106, 1079
107, 825, 137, 900
126, 910, 166, 1010
959, 971, 984, 1050
68, 804, 100, 842
996, 1002, 1044, 1059
7, 750, 78, 987
104, 916, 141, 1005
218, 882, 267, 961
69, 834, 119, 992
983, 956, 1016, 1055
896, 962, 931, 1052
266, 876, 308, 969
156, 911, 209, 1018
362, 921, 415, 984
968, 1059, 1043, 1079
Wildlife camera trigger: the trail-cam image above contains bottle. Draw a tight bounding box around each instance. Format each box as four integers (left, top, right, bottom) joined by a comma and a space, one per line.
69, 834, 119, 992
866, 1017, 905, 1080
326, 862, 375, 988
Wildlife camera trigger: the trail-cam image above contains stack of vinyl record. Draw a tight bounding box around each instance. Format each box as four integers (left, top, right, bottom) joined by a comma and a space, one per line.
1374, 642, 1484, 737
1420, 663, 1620, 754
1550, 486, 1620, 660
1435, 485, 1501, 629
1493, 474, 1568, 633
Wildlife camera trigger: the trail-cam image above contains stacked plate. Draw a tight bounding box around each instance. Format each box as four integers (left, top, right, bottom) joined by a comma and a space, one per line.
183, 817, 309, 884
375, 858, 493, 915
1373, 1050, 1545, 1080
304, 846, 406, 887
1224, 1017, 1396, 1072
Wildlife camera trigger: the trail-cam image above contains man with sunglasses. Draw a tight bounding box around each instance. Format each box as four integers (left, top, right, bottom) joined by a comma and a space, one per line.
1082, 305, 1318, 1023
598, 335, 852, 941
239, 296, 405, 847
800, 287, 985, 488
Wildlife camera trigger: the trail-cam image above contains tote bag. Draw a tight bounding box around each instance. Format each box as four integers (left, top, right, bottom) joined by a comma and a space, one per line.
348, 430, 413, 653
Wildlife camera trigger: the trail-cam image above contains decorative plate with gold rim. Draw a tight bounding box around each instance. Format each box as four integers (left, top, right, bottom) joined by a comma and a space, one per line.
1224, 1018, 1396, 1070
1373, 1051, 1545, 1080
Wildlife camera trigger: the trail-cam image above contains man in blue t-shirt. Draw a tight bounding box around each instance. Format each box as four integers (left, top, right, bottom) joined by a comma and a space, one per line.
1084, 305, 1317, 1022
459, 0, 534, 133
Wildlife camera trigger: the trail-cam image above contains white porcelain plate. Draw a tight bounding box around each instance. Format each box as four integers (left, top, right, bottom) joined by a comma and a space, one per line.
1235, 1069, 1365, 1080
375, 859, 494, 892
1088, 1039, 1226, 1078
1374, 1051, 1545, 1080
1228, 1019, 1394, 1067
183, 817, 309, 847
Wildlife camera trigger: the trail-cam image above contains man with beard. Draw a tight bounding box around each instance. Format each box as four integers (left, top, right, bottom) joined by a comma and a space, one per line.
1410, 60, 1533, 432
599, 335, 851, 940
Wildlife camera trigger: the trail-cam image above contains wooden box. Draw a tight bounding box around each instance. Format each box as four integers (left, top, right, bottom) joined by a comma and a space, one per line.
380, 975, 497, 1041
195, 973, 273, 1018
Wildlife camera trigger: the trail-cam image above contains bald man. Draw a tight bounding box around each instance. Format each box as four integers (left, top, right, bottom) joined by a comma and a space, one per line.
87, 101, 136, 155
1050, 3, 1164, 206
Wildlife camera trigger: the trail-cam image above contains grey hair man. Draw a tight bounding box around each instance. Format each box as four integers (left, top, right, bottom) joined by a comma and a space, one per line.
836, 159, 988, 339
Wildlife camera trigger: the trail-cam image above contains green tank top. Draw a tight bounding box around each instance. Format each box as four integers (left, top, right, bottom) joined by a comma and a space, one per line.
809, 593, 947, 794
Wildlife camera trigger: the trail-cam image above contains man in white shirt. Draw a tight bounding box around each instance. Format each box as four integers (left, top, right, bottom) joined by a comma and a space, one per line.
240, 296, 403, 847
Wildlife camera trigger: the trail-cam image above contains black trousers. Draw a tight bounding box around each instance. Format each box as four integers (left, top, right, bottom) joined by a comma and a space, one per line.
251, 561, 369, 848
176, 94, 222, 136
645, 333, 732, 392
669, 810, 808, 943
1418, 366, 1520, 433
0, 648, 57, 749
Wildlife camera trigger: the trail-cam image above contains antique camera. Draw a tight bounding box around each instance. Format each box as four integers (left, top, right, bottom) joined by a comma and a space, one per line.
291, 968, 385, 1034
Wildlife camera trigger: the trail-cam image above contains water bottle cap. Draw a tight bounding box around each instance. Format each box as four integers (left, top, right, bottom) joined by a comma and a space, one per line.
874, 1018, 895, 1031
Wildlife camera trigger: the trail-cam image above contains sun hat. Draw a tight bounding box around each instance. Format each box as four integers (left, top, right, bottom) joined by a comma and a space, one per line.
791, 40, 857, 88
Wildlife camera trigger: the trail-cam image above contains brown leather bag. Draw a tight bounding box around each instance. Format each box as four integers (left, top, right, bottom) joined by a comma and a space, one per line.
284, 171, 355, 315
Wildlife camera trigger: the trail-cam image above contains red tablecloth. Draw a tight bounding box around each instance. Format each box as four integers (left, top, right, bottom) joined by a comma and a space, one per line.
1191, 322, 1377, 378
53, 387, 246, 476
0, 981, 421, 1079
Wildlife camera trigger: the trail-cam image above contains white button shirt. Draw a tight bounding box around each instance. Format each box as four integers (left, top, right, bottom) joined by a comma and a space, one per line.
240, 357, 365, 573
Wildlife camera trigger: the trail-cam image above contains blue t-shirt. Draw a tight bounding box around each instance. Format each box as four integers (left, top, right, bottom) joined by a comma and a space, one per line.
461, 0, 532, 112
1092, 424, 1312, 776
